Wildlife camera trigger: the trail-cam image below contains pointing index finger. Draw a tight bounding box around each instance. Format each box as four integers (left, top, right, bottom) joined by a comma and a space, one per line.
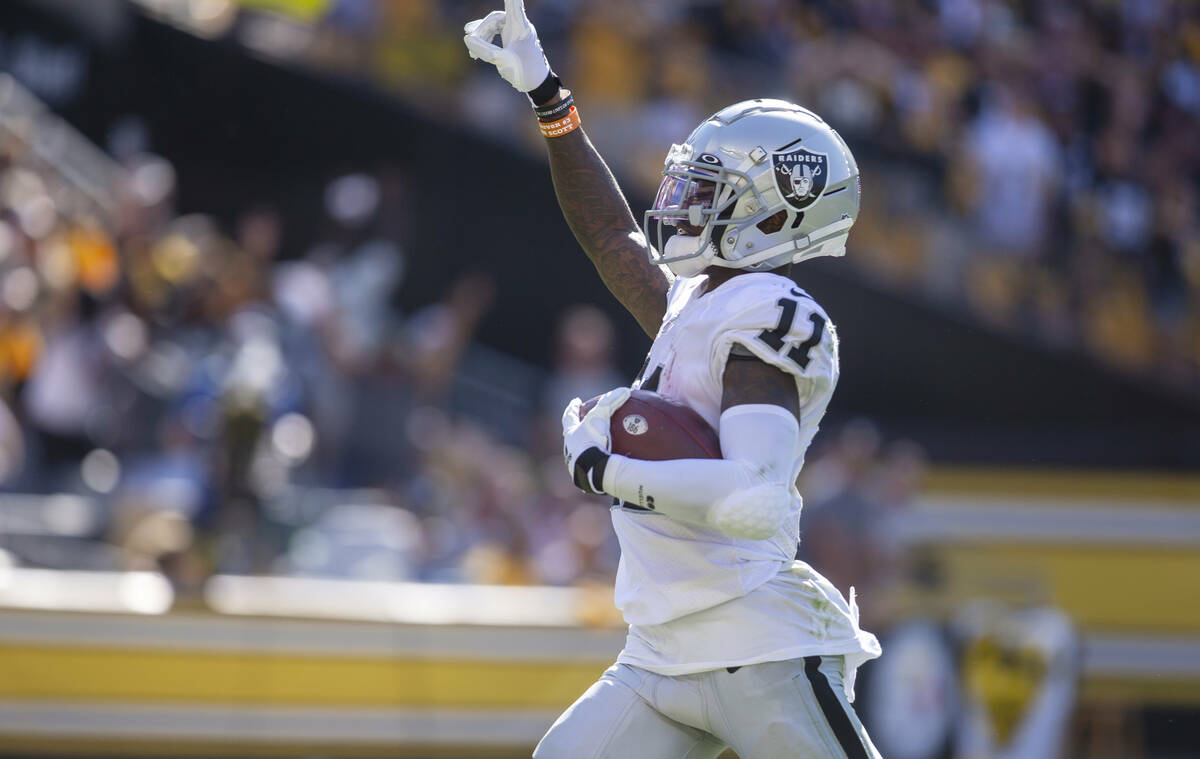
504, 0, 527, 19
503, 0, 529, 34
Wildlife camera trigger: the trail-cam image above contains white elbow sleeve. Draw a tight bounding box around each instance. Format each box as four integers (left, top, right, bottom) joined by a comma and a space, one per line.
603, 404, 800, 539
708, 404, 800, 538
717, 404, 801, 481
707, 483, 793, 540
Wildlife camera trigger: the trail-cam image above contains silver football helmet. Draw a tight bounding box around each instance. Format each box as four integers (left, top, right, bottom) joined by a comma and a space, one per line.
644, 99, 860, 278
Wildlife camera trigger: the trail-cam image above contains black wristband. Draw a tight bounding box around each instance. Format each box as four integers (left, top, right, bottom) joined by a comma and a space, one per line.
573, 446, 610, 494
527, 71, 562, 108
535, 93, 574, 123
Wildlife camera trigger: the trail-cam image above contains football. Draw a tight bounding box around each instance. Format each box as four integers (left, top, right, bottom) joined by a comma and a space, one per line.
580, 389, 721, 461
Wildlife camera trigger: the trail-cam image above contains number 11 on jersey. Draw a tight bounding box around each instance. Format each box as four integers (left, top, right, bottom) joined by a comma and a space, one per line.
757, 297, 826, 371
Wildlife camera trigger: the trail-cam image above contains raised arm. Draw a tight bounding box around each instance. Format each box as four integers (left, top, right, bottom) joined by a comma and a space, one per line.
541, 109, 668, 335
463, 0, 668, 336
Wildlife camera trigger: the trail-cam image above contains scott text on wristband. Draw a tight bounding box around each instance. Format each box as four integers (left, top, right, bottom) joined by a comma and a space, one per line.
539, 106, 581, 138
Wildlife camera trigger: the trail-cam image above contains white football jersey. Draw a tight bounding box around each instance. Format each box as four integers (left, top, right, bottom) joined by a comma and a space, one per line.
612, 272, 880, 688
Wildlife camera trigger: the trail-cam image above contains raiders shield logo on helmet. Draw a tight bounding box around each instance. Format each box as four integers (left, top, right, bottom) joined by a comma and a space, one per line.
772, 147, 829, 210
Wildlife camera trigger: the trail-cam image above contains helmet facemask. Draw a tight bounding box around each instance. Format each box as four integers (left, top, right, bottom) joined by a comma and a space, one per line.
644, 145, 781, 278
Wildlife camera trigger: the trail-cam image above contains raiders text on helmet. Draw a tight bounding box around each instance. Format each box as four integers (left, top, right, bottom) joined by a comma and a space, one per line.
644, 99, 860, 278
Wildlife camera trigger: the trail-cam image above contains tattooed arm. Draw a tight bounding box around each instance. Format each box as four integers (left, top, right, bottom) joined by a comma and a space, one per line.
460, 4, 667, 335
721, 352, 802, 420
541, 95, 669, 336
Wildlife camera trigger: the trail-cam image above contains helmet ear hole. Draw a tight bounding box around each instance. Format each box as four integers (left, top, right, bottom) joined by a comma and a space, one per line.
789, 211, 806, 230
756, 210, 787, 234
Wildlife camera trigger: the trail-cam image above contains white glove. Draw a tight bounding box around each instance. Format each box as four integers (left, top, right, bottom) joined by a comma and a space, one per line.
463, 0, 551, 94
561, 387, 631, 494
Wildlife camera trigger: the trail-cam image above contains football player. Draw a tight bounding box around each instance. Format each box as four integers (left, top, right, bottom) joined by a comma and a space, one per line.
464, 3, 882, 757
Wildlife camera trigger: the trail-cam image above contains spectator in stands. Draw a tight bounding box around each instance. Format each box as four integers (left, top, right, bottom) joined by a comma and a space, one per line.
541, 304, 624, 420
961, 84, 1062, 258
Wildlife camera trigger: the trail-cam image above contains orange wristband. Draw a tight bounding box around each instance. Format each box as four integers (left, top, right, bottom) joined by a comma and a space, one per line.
539, 106, 581, 138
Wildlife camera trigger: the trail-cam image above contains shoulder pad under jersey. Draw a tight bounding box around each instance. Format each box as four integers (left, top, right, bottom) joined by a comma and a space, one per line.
706, 273, 838, 404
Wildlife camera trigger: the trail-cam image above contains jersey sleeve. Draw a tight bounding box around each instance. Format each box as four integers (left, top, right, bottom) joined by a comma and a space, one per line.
708, 276, 839, 408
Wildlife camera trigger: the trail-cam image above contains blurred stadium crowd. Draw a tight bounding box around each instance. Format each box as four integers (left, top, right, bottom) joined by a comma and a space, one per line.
251, 0, 1199, 388
0, 76, 924, 602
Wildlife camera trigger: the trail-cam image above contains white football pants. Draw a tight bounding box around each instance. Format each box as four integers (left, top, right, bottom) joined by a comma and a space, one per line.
534, 656, 881, 759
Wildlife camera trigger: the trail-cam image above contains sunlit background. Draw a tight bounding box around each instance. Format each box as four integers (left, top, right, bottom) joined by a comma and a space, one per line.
0, 1, 1197, 757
